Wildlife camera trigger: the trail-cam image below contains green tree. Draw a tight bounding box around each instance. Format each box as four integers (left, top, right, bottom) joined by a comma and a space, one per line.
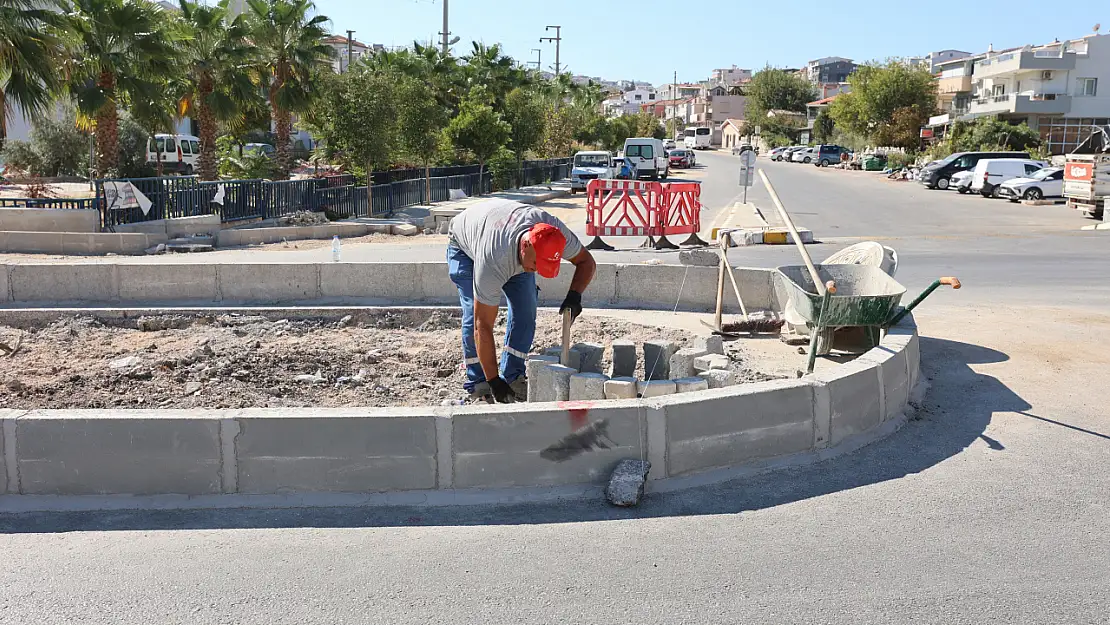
0, 0, 67, 151
323, 68, 397, 207
396, 76, 449, 203
873, 105, 931, 151
503, 87, 546, 183
746, 67, 816, 119
67, 0, 179, 177
246, 0, 332, 179
0, 106, 87, 176
130, 81, 181, 176
177, 0, 256, 180
828, 61, 937, 146
813, 110, 835, 143
950, 116, 1041, 152
445, 96, 510, 193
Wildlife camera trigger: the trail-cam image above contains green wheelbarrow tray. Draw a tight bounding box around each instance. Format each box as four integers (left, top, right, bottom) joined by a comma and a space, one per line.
775, 264, 907, 327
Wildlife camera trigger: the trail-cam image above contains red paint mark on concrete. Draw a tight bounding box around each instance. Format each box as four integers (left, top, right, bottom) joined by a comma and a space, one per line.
558, 400, 596, 430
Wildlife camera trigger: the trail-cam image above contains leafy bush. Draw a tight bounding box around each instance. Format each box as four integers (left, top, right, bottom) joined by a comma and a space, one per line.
0, 140, 44, 175
486, 146, 518, 191
885, 152, 914, 170
117, 111, 155, 178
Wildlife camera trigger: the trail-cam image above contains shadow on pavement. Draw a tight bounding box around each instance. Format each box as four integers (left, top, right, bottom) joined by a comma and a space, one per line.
0, 337, 1023, 533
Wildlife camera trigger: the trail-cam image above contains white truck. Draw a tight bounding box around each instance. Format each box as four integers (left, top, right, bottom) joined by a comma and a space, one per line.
1064, 125, 1110, 220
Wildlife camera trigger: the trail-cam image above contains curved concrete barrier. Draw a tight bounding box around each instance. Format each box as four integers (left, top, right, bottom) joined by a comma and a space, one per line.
0, 260, 919, 501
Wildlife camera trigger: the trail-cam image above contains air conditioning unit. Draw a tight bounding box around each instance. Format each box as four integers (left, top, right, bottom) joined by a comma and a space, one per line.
1041, 71, 1053, 80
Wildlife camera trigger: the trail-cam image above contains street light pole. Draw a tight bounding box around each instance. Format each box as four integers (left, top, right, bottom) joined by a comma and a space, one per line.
530, 48, 542, 71
440, 0, 449, 55
672, 70, 678, 140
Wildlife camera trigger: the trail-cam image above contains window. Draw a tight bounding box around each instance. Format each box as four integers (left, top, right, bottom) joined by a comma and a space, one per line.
648, 94, 655, 100
190, 140, 200, 154
626, 145, 653, 158
634, 94, 642, 101
163, 138, 176, 154
1075, 78, 1097, 97
1024, 163, 1041, 174
180, 141, 191, 155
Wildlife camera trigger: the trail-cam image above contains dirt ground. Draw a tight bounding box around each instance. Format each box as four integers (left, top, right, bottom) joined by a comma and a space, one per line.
0, 311, 784, 409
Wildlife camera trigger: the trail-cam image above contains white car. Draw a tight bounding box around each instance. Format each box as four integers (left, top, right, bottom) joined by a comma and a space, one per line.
999, 167, 1065, 202
952, 170, 975, 194
791, 147, 816, 164
569, 150, 614, 193
146, 133, 200, 174
663, 139, 677, 150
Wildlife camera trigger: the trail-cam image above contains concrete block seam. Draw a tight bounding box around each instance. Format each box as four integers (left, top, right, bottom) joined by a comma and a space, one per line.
109, 263, 121, 303
3, 264, 12, 302
874, 363, 887, 427
435, 415, 454, 489
214, 264, 224, 302
219, 418, 241, 494
2, 416, 20, 494
314, 263, 323, 300
809, 380, 832, 450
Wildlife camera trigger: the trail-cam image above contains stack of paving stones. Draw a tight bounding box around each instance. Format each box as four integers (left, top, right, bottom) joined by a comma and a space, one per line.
526, 335, 734, 402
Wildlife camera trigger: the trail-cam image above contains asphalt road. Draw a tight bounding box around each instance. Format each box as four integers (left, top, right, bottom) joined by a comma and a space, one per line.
2, 151, 1109, 624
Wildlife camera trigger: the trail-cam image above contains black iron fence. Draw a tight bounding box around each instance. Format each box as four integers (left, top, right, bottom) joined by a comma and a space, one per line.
54, 158, 569, 228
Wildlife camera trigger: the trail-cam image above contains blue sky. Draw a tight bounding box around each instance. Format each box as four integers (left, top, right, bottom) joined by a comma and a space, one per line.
318, 0, 1109, 86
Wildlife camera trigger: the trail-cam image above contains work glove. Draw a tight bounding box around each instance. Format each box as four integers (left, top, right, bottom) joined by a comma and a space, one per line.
487, 376, 517, 404
559, 290, 583, 321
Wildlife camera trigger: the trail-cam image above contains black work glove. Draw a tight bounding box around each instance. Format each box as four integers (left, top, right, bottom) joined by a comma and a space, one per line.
559, 290, 583, 321
488, 376, 517, 404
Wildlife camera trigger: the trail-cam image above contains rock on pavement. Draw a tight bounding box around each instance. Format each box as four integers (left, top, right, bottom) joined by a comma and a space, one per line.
606, 458, 651, 507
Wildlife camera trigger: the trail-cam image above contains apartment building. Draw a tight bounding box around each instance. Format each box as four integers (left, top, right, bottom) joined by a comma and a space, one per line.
807, 57, 856, 84
936, 33, 1110, 153
711, 66, 752, 84
324, 35, 380, 74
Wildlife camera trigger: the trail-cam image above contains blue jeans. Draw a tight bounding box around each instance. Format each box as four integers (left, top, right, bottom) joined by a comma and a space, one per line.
447, 244, 538, 391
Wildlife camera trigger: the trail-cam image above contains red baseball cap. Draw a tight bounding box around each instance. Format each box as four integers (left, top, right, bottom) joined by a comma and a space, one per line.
529, 223, 566, 279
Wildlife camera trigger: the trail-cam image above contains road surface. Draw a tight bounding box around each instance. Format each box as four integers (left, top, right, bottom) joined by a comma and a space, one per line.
2, 150, 1108, 624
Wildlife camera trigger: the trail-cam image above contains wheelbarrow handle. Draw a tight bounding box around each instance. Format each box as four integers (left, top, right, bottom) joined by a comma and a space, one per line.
825, 280, 837, 294
885, 276, 962, 327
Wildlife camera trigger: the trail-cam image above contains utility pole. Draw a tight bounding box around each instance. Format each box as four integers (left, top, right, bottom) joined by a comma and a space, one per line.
530, 48, 542, 71
439, 0, 449, 55
345, 30, 355, 72
672, 70, 678, 140
540, 25, 562, 77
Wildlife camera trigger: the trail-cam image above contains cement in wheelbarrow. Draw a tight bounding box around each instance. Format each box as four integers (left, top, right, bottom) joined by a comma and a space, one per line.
775, 264, 907, 327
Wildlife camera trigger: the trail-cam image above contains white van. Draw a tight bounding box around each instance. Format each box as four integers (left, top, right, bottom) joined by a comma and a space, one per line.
146, 133, 201, 175
622, 138, 669, 181
683, 127, 712, 150
970, 158, 1048, 197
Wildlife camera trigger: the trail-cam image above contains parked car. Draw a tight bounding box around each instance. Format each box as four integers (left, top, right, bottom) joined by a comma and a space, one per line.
570, 150, 614, 193
146, 133, 200, 174
951, 170, 975, 194
622, 137, 669, 180
243, 142, 276, 157
767, 147, 788, 161
814, 144, 850, 167
970, 158, 1048, 197
668, 148, 694, 168
663, 139, 677, 150
999, 167, 1064, 202
731, 144, 754, 156
780, 146, 804, 162
919, 151, 1031, 190
791, 147, 816, 164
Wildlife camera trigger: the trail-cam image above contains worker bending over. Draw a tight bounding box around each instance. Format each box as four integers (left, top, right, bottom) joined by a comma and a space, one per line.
447, 198, 596, 403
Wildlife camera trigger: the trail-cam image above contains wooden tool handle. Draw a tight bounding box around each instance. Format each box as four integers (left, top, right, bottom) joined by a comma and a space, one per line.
825, 280, 837, 295
758, 169, 825, 296
940, 277, 961, 289
560, 309, 572, 365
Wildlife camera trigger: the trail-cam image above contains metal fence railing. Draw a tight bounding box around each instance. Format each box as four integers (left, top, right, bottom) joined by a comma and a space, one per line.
0, 197, 100, 210
62, 159, 569, 228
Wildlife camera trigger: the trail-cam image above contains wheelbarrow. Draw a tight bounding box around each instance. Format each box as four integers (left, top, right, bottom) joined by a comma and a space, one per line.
775, 264, 960, 373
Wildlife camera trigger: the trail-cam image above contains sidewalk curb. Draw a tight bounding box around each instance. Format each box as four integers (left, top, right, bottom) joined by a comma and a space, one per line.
1080, 223, 1110, 231
409, 183, 572, 231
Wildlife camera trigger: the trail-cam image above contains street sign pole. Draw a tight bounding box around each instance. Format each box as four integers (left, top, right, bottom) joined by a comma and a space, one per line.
739, 150, 756, 204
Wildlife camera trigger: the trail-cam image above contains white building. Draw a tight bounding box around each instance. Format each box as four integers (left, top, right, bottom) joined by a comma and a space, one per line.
924, 49, 972, 73
965, 33, 1110, 153
711, 66, 751, 85
324, 35, 382, 74
621, 87, 657, 104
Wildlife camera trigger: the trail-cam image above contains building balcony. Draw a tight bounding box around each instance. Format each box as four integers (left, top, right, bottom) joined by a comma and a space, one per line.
969, 93, 1071, 115
937, 75, 972, 94
973, 51, 1076, 79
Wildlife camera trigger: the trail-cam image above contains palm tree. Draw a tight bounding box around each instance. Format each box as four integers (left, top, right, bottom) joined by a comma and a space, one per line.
0, 0, 67, 150
68, 0, 179, 176
176, 0, 255, 180
245, 0, 332, 179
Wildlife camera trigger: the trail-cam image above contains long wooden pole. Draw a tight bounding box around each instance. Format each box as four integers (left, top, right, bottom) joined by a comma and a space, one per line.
758, 169, 825, 296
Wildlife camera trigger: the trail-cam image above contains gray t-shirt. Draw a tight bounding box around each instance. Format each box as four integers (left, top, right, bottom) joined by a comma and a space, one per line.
449, 198, 583, 306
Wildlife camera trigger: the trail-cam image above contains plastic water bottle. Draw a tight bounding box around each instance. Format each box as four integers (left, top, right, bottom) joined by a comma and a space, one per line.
331, 235, 341, 262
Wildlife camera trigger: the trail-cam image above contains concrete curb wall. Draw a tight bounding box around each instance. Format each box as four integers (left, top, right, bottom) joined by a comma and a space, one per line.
0, 231, 167, 255
0, 261, 776, 312
0, 314, 919, 498
0, 208, 100, 233
215, 220, 415, 247
114, 215, 222, 239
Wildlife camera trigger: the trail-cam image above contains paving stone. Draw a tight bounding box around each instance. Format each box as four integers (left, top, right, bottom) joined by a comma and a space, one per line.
643, 340, 678, 380
573, 342, 604, 374
669, 348, 708, 379
604, 376, 638, 400
526, 355, 559, 401
674, 377, 710, 393
693, 353, 729, 373
569, 372, 608, 400
698, 369, 735, 389
637, 379, 677, 398
609, 339, 637, 378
